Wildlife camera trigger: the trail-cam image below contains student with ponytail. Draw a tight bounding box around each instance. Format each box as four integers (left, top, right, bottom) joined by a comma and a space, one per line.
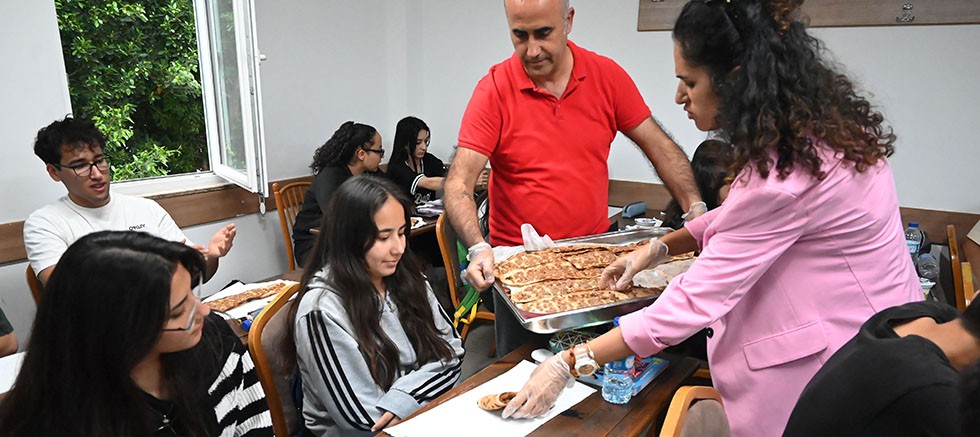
291, 121, 386, 266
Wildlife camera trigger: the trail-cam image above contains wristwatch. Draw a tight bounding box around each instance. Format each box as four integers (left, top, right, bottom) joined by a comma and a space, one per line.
571, 343, 598, 377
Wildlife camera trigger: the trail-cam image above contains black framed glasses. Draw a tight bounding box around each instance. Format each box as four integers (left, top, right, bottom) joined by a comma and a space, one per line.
163, 283, 203, 332
363, 147, 385, 158
55, 157, 110, 178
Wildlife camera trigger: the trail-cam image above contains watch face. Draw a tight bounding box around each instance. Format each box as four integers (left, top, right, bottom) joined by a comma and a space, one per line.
577, 362, 598, 376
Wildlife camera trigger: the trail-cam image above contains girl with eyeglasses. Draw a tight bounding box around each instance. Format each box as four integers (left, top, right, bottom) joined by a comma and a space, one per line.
287, 175, 464, 436
503, 1, 921, 435
387, 116, 447, 205
292, 121, 386, 267
0, 231, 272, 436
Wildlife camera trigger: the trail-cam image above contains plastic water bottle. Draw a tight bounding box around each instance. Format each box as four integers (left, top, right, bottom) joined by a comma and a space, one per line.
905, 222, 923, 257
602, 354, 635, 404
917, 253, 939, 280
602, 318, 634, 404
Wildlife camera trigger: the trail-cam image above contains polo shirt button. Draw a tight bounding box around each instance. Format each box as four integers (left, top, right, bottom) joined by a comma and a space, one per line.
705, 328, 714, 338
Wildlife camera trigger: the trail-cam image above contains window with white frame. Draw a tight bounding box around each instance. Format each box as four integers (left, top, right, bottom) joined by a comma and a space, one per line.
54, 0, 267, 195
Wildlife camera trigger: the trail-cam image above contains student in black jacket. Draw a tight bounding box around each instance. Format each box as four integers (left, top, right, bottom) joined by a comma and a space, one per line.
292, 121, 385, 266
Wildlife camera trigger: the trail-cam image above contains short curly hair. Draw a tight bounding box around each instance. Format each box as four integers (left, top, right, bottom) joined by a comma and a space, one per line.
33, 116, 106, 165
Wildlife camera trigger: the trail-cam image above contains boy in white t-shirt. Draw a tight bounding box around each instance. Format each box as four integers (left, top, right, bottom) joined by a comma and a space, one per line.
23, 116, 236, 286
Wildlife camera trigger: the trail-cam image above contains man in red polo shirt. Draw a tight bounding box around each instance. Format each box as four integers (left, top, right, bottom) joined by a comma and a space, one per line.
445, 0, 703, 355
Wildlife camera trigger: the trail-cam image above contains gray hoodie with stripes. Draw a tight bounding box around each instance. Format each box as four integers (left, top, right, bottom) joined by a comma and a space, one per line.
294, 269, 465, 436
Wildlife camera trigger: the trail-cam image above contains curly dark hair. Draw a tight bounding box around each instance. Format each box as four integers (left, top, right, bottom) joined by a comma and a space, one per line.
309, 121, 378, 174
33, 115, 107, 165
673, 0, 895, 180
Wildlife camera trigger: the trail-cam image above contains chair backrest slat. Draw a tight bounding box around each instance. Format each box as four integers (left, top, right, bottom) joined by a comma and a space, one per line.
273, 182, 312, 271
248, 283, 302, 437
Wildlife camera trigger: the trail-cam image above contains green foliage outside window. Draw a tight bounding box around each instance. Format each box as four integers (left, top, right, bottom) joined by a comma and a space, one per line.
55, 0, 209, 180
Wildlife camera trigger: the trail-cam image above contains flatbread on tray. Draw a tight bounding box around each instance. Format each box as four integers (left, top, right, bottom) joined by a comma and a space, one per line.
517, 290, 630, 314
205, 282, 290, 313
495, 242, 694, 315
509, 278, 598, 303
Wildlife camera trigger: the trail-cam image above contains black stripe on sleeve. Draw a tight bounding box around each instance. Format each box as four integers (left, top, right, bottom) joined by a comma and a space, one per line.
307, 313, 374, 431
409, 360, 462, 402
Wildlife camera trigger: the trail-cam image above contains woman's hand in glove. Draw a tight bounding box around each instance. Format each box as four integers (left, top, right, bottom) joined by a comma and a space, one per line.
600, 238, 670, 290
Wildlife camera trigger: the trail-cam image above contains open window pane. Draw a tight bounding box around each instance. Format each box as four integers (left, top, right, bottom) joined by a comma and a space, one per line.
195, 0, 267, 196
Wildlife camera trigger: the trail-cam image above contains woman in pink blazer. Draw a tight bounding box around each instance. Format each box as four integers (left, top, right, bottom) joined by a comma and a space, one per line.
502, 1, 922, 435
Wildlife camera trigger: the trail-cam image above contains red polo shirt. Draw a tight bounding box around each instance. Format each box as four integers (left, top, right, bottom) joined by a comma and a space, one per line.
457, 41, 651, 246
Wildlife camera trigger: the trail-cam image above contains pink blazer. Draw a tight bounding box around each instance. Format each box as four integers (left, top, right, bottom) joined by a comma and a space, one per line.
619, 147, 921, 437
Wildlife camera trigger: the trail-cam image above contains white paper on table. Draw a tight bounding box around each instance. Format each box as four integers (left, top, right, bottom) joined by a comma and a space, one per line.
0, 352, 25, 393
203, 279, 298, 319
385, 360, 594, 437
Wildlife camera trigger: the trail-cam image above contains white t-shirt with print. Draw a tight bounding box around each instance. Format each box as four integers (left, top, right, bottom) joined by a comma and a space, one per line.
24, 193, 190, 274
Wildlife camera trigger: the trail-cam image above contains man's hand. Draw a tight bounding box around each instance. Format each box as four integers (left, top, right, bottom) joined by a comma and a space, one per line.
206, 223, 236, 258
465, 242, 495, 290
501, 353, 573, 419
599, 238, 670, 290
371, 411, 402, 432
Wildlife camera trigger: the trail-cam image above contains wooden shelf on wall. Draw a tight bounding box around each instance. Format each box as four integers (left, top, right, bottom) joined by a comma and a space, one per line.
638, 0, 980, 32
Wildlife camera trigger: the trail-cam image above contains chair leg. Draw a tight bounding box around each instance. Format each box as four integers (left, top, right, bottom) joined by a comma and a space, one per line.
460, 323, 470, 342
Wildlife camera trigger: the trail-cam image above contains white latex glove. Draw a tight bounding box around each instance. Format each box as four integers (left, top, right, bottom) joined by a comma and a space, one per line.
464, 242, 495, 290
600, 238, 670, 290
501, 353, 574, 419
521, 223, 556, 251
682, 201, 708, 222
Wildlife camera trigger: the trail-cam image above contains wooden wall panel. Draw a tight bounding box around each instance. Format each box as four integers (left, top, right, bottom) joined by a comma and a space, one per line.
609, 179, 979, 247
0, 175, 316, 265
638, 0, 980, 32
2, 176, 975, 265
0, 222, 26, 265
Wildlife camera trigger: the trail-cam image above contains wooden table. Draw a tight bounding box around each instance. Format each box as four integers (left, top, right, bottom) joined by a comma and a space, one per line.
381, 343, 700, 436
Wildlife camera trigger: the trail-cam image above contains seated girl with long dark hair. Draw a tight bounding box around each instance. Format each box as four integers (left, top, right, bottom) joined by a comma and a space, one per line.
289, 175, 464, 436
0, 231, 272, 436
387, 116, 446, 205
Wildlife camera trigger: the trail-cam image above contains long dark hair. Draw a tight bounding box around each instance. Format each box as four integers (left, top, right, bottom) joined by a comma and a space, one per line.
287, 175, 454, 390
0, 231, 212, 437
673, 0, 895, 181
309, 121, 378, 174
390, 116, 430, 171
662, 139, 733, 228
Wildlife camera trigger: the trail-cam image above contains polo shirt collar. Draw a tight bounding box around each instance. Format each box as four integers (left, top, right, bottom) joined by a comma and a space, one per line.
511, 40, 587, 95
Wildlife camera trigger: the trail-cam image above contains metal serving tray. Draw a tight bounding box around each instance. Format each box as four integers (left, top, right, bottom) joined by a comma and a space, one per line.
493, 227, 671, 334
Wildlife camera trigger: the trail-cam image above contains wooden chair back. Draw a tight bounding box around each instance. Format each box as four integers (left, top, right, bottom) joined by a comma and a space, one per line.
26, 265, 43, 304
963, 262, 975, 307
435, 214, 494, 341
247, 282, 302, 437
660, 386, 730, 437
949, 224, 968, 311
273, 181, 312, 271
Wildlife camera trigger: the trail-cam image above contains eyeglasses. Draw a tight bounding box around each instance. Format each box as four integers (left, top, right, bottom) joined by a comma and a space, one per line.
163, 284, 203, 332
55, 157, 110, 178
363, 147, 385, 158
